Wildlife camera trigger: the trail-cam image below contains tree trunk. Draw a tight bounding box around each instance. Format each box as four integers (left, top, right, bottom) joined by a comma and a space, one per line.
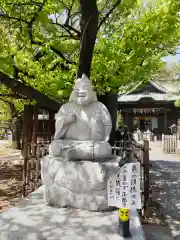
77, 0, 98, 78
11, 115, 21, 149
98, 92, 118, 146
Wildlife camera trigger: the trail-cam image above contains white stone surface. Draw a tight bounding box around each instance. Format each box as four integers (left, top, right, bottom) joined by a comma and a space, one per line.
41, 156, 119, 211
50, 74, 112, 160
49, 140, 112, 160
0, 186, 145, 240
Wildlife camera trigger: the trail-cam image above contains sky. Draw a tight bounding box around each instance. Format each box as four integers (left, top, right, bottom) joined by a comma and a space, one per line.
163, 54, 180, 64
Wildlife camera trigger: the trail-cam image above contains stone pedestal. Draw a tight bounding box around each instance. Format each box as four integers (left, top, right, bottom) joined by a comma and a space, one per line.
41, 156, 119, 211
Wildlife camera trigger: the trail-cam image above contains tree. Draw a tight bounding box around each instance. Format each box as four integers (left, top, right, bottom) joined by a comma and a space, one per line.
154, 63, 180, 107
0, 101, 11, 123
0, 0, 180, 142
0, 0, 126, 100
0, 0, 132, 144
1, 0, 179, 96
91, 0, 180, 94
0, 97, 21, 148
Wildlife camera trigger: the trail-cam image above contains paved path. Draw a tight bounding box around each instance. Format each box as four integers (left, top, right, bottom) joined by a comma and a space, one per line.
0, 186, 145, 240
149, 142, 180, 239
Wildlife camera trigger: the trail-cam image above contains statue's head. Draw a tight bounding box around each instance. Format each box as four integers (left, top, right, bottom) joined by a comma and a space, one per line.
69, 74, 97, 106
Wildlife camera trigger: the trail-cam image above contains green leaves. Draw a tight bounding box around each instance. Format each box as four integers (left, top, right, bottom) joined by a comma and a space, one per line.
175, 99, 180, 107
90, 0, 180, 93
0, 100, 12, 121
0, 0, 180, 103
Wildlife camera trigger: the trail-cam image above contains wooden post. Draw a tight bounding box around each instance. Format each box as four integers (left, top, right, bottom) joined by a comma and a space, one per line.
164, 111, 167, 134
48, 111, 55, 142
28, 109, 33, 155
32, 105, 39, 157
143, 140, 150, 213
22, 105, 33, 197
36, 144, 41, 187
162, 133, 164, 151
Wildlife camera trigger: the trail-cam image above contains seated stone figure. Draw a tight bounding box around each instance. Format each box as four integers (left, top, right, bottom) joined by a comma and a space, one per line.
49, 74, 112, 161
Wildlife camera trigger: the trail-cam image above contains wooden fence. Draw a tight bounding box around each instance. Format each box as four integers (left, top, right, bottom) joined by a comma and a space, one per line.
22, 141, 49, 196
22, 140, 150, 216
162, 134, 179, 154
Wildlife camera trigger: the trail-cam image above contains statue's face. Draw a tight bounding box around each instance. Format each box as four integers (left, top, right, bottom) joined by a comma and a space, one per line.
74, 82, 93, 106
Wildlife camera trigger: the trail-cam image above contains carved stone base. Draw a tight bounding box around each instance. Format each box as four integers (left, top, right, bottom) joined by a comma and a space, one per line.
41, 156, 119, 211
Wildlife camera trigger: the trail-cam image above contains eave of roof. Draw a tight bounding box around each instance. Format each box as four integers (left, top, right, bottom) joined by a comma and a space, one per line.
149, 80, 168, 93
119, 80, 168, 96
118, 92, 179, 102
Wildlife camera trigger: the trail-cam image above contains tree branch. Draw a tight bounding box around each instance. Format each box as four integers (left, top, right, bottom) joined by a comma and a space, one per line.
10, 55, 20, 79
49, 46, 76, 64
0, 72, 60, 111
6, 1, 42, 7
27, 0, 47, 44
0, 93, 27, 99
30, 38, 76, 64
52, 21, 81, 39
0, 96, 16, 117
0, 97, 11, 105
64, 23, 81, 37
0, 12, 28, 23
58, 0, 69, 10
98, 0, 121, 30
49, 61, 69, 71
65, 0, 75, 25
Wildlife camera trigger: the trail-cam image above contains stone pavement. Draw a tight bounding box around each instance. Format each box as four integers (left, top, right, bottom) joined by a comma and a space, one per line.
0, 186, 145, 240
149, 141, 180, 239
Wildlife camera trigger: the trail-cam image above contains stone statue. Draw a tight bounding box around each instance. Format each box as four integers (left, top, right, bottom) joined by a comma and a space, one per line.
49, 74, 112, 161
41, 74, 118, 211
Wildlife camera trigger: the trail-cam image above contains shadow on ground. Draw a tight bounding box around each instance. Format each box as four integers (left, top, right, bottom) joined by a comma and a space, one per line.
0, 186, 144, 240
150, 159, 180, 239
0, 160, 22, 212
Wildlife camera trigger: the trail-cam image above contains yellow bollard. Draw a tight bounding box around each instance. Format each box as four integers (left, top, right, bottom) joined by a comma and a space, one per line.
118, 208, 131, 238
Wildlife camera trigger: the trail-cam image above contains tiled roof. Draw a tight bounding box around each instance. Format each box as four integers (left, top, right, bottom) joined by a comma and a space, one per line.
118, 80, 180, 102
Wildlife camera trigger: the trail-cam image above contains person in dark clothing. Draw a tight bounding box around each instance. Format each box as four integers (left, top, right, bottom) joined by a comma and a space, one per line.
116, 125, 133, 142
114, 126, 134, 156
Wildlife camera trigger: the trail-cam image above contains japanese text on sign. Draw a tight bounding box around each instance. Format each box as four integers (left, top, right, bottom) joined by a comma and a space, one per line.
107, 162, 141, 209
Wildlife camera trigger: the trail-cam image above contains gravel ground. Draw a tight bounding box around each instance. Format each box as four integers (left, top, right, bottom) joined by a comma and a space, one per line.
0, 148, 22, 213
143, 141, 179, 240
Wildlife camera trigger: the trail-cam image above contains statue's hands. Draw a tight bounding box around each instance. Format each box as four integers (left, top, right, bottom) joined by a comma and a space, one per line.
66, 113, 76, 124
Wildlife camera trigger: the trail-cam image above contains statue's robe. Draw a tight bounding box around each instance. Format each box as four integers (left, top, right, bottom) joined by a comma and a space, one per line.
54, 101, 111, 141
49, 101, 112, 160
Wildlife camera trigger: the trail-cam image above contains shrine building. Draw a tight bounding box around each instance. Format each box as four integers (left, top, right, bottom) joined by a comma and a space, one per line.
118, 80, 180, 136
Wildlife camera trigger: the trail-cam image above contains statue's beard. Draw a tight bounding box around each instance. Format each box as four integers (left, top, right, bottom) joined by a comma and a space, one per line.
75, 96, 93, 106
